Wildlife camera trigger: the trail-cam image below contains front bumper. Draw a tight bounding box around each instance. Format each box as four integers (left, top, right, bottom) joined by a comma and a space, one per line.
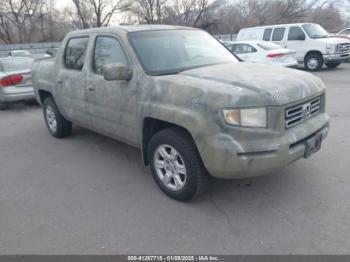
196, 112, 329, 179
323, 53, 350, 63
0, 86, 35, 102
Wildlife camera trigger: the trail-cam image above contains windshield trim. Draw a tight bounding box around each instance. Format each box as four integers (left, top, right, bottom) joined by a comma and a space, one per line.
127, 29, 239, 76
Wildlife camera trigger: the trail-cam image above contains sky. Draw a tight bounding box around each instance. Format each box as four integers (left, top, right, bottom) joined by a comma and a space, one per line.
54, 0, 72, 9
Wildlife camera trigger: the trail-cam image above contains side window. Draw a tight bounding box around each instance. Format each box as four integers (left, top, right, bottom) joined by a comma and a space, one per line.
272, 28, 286, 41
231, 44, 257, 54
93, 36, 128, 75
263, 28, 272, 41
231, 44, 244, 54
242, 44, 257, 53
64, 37, 89, 70
288, 27, 306, 41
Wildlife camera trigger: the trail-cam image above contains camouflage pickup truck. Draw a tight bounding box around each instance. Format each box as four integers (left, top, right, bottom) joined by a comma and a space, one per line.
32, 25, 329, 201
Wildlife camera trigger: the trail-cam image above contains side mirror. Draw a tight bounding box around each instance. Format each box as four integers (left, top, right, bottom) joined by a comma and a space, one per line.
102, 63, 132, 81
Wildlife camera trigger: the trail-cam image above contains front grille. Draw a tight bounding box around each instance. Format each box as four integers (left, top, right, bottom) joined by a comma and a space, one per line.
285, 97, 321, 129
338, 43, 350, 53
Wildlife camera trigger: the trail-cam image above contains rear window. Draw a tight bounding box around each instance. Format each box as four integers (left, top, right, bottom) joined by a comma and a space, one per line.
0, 59, 33, 72
272, 28, 285, 41
64, 37, 89, 70
263, 29, 272, 41
257, 42, 282, 50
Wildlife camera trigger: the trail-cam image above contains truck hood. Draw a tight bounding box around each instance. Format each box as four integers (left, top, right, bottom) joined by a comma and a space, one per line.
180, 62, 326, 105
316, 37, 350, 44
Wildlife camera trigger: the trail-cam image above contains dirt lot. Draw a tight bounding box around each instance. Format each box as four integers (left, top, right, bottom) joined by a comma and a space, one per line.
0, 63, 349, 254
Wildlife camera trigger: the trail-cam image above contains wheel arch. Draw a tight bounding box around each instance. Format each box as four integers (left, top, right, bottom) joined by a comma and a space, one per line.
141, 117, 198, 166
37, 89, 53, 105
304, 50, 323, 62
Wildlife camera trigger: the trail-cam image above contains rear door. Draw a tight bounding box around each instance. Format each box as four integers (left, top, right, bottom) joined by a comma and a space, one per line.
262, 28, 273, 41
271, 27, 286, 47
56, 36, 91, 125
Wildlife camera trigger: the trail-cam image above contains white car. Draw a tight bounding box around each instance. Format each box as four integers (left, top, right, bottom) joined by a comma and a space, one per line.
224, 41, 298, 68
237, 23, 350, 71
8, 50, 32, 58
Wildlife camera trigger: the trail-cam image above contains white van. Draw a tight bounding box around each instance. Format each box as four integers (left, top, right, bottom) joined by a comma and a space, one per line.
237, 23, 350, 71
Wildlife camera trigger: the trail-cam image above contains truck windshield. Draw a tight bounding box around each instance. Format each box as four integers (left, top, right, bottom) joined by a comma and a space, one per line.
302, 24, 329, 39
128, 30, 238, 76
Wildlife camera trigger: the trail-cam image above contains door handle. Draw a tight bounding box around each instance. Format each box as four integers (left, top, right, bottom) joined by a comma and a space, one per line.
87, 85, 95, 91
57, 80, 63, 88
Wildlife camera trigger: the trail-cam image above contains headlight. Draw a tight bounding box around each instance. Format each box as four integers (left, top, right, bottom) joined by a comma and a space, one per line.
223, 107, 267, 128
326, 44, 337, 54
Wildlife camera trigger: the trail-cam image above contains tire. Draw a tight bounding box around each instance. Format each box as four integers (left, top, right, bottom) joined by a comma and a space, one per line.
305, 53, 323, 71
43, 97, 72, 138
148, 128, 207, 202
0, 102, 9, 111
326, 62, 341, 69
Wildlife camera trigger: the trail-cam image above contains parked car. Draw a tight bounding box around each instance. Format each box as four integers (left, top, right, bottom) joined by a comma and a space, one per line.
224, 40, 298, 68
237, 23, 350, 71
31, 53, 51, 60
32, 25, 329, 201
0, 57, 35, 110
8, 50, 31, 58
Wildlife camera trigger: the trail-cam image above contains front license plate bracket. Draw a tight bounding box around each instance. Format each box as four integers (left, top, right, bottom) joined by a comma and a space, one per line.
304, 132, 322, 158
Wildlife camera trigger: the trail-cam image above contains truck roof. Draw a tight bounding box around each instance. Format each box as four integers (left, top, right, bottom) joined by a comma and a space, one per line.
240, 23, 317, 31
67, 24, 198, 36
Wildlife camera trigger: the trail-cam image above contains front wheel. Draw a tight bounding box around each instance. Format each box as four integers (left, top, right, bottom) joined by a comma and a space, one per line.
148, 128, 207, 201
305, 54, 323, 71
325, 62, 341, 69
43, 97, 72, 138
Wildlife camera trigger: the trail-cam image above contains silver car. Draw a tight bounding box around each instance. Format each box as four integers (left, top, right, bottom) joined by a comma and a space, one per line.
0, 58, 34, 110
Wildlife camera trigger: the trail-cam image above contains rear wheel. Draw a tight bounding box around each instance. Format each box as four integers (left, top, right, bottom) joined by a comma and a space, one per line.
43, 97, 72, 138
325, 62, 341, 69
148, 128, 207, 201
0, 102, 9, 111
305, 53, 323, 71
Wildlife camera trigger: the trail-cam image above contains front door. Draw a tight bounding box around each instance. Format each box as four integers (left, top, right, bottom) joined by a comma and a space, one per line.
56, 36, 91, 125
86, 35, 139, 146
285, 26, 307, 62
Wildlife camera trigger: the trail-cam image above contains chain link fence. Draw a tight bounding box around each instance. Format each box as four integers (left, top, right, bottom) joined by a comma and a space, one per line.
213, 34, 237, 42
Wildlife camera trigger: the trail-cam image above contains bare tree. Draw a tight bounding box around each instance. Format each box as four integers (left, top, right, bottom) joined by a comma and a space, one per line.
71, 0, 130, 29
126, 0, 167, 24
305, 6, 345, 33
0, 0, 46, 43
